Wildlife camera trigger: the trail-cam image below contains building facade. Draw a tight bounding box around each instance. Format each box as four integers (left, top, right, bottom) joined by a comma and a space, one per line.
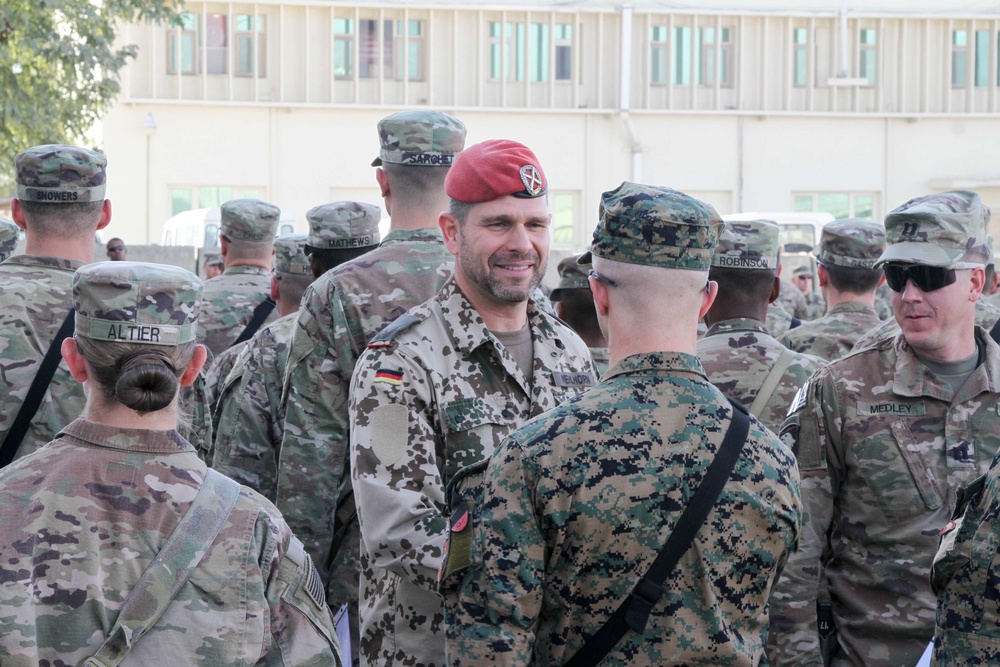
101, 0, 1000, 255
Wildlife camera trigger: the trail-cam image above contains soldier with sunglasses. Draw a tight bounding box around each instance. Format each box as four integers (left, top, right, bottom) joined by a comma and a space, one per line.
768, 191, 1000, 667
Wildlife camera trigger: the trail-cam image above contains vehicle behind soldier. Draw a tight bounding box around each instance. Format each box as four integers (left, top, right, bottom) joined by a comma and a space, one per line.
350, 138, 595, 667
779, 219, 886, 361
548, 253, 609, 376
443, 182, 800, 665
698, 218, 825, 434
769, 190, 1000, 666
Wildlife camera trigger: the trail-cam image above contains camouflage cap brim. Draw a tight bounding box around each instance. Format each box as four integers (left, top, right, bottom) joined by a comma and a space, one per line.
873, 242, 965, 268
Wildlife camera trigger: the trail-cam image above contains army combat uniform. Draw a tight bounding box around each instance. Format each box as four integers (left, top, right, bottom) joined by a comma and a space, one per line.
0, 261, 340, 665
445, 183, 801, 666
780, 302, 881, 361
0, 217, 18, 261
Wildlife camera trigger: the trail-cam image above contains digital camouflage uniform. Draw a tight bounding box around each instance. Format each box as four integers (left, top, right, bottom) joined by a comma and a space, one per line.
0, 145, 107, 461
277, 110, 467, 663
779, 219, 887, 361
212, 234, 315, 500
0, 217, 18, 261
769, 191, 1000, 667
0, 261, 340, 665
349, 138, 594, 667
197, 198, 281, 356
699, 220, 825, 434
444, 183, 801, 666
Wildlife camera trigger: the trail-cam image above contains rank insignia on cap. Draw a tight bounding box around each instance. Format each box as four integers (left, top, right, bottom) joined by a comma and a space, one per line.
374, 368, 404, 385
520, 165, 544, 197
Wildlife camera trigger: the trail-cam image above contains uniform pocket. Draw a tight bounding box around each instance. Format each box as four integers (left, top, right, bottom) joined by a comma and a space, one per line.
441, 395, 518, 485
853, 422, 942, 522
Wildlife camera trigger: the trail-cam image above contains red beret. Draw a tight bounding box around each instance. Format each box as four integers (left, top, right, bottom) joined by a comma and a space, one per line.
444, 139, 547, 204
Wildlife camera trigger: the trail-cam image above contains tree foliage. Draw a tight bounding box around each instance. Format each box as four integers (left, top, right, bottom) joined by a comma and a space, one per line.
0, 0, 182, 194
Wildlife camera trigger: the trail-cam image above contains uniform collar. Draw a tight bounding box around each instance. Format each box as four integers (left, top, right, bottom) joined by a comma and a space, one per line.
2, 254, 85, 272
704, 317, 770, 338
890, 327, 1000, 401
827, 302, 877, 315
222, 264, 270, 277
603, 351, 708, 382
56, 418, 195, 454
380, 227, 444, 245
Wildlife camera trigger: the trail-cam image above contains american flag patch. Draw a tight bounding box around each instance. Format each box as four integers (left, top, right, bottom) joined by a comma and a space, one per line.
374, 368, 404, 385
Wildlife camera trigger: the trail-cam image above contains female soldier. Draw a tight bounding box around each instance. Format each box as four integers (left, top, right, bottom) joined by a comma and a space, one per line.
0, 261, 340, 666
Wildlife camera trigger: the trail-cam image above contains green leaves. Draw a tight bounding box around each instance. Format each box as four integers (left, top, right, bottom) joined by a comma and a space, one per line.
0, 0, 182, 193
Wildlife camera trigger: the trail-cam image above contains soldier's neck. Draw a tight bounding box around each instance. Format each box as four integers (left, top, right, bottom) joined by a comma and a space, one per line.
24, 234, 97, 264
82, 391, 180, 432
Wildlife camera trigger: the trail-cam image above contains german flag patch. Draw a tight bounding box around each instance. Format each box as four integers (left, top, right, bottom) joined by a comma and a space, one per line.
374, 368, 404, 385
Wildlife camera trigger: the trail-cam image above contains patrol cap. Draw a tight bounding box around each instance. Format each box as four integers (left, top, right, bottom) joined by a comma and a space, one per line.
580, 182, 723, 270
549, 254, 591, 302
875, 190, 990, 269
204, 252, 224, 267
15, 144, 107, 204
792, 265, 812, 277
274, 234, 311, 275
711, 219, 781, 270
445, 139, 547, 204
814, 218, 887, 270
305, 201, 381, 251
220, 199, 281, 242
73, 261, 202, 347
372, 110, 467, 167
0, 217, 19, 259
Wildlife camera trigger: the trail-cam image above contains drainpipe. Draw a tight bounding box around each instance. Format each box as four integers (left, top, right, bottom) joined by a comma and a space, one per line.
619, 4, 642, 182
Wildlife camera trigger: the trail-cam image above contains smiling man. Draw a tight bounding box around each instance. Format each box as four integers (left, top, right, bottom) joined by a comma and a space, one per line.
768, 190, 1000, 667
348, 139, 594, 667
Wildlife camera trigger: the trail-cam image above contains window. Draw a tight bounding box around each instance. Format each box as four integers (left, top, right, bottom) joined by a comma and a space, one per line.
170, 186, 262, 216
650, 25, 668, 85
205, 13, 227, 74
954, 29, 992, 88
551, 192, 576, 246
168, 13, 198, 75
953, 30, 968, 87
235, 14, 266, 77
793, 28, 809, 87
554, 24, 573, 81
672, 25, 733, 86
794, 192, 876, 220
528, 23, 549, 82
334, 18, 424, 80
976, 30, 990, 87
859, 28, 876, 84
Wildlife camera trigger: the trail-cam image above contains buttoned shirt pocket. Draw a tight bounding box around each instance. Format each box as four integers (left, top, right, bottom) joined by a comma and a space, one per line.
441, 395, 519, 486
854, 421, 943, 523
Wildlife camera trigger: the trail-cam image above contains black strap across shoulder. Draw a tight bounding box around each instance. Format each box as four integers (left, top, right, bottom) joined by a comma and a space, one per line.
562, 400, 751, 667
989, 317, 1000, 345
232, 298, 276, 348
0, 309, 76, 469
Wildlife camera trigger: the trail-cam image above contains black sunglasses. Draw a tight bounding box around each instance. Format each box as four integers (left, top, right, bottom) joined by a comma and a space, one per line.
107, 245, 124, 252
883, 264, 957, 293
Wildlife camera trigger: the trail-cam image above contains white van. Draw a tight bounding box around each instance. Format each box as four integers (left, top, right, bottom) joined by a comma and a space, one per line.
161, 207, 299, 249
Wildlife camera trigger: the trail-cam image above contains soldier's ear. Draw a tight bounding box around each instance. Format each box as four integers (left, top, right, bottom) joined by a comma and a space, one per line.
96, 200, 112, 230
439, 211, 461, 257
699, 280, 718, 319
769, 276, 781, 304
10, 199, 28, 230
179, 345, 208, 387
61, 338, 88, 383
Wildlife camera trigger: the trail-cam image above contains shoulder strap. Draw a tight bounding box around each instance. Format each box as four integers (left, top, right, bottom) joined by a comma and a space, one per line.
83, 469, 242, 667
748, 347, 796, 418
368, 313, 422, 349
989, 317, 1000, 345
562, 402, 751, 667
0, 308, 76, 468
232, 297, 276, 348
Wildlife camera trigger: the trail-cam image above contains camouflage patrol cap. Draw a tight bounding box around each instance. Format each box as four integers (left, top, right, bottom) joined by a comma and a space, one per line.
580, 182, 723, 270
306, 201, 381, 250
711, 219, 781, 270
815, 218, 887, 269
204, 252, 224, 268
549, 254, 591, 302
15, 144, 107, 204
0, 217, 18, 260
372, 110, 467, 167
220, 199, 281, 242
73, 261, 203, 346
274, 234, 311, 275
875, 190, 990, 269
792, 265, 812, 277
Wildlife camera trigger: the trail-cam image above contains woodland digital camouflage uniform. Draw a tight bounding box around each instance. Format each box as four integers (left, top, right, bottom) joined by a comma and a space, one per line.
0, 261, 340, 665
445, 183, 800, 666
0, 217, 18, 261
212, 234, 312, 500
276, 111, 466, 660
769, 190, 1000, 667
198, 198, 281, 356
699, 220, 826, 433
780, 219, 886, 361
350, 278, 594, 667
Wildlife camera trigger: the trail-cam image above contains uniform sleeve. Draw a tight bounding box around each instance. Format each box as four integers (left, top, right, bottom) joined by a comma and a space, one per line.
214, 332, 281, 501
350, 346, 448, 591
447, 435, 543, 666
275, 283, 358, 580
259, 513, 343, 666
767, 369, 839, 667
